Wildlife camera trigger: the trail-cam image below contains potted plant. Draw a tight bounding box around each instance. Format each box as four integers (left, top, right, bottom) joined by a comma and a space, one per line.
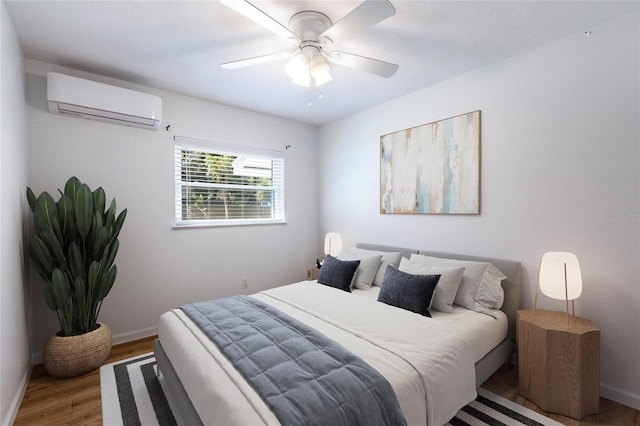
27, 176, 127, 378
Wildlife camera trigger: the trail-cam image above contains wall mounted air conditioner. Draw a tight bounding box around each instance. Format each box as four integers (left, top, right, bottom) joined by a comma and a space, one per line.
47, 72, 162, 130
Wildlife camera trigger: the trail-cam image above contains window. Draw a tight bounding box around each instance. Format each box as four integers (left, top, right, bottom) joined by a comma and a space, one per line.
174, 137, 285, 227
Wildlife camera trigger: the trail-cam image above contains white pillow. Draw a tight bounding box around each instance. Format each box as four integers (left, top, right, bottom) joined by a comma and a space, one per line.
409, 254, 507, 317
349, 248, 402, 286
477, 265, 506, 309
398, 258, 464, 313
336, 252, 382, 290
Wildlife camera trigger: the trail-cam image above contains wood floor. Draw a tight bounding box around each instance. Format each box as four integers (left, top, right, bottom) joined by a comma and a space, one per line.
14, 336, 155, 425
14, 336, 640, 425
482, 365, 640, 426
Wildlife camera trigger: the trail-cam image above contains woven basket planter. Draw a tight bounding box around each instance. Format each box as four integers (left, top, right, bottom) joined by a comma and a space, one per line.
43, 323, 112, 378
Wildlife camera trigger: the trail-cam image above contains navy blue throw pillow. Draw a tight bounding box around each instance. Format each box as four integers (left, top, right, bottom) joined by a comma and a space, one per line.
317, 254, 360, 293
377, 265, 440, 317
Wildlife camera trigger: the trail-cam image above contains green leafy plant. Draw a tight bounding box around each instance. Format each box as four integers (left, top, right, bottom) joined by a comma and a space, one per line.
27, 176, 127, 336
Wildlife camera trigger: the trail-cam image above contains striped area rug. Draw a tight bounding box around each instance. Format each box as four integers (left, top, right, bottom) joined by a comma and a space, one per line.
100, 353, 562, 426
100, 353, 180, 426
445, 388, 563, 426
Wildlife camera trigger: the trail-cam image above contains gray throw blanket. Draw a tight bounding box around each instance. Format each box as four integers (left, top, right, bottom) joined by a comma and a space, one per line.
181, 295, 407, 426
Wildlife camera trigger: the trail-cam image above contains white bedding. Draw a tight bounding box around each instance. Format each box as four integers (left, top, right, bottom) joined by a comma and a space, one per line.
352, 286, 508, 363
157, 280, 508, 426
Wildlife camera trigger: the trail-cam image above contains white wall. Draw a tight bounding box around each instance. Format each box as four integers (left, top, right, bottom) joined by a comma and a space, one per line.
0, 2, 31, 424
319, 13, 640, 408
25, 62, 319, 358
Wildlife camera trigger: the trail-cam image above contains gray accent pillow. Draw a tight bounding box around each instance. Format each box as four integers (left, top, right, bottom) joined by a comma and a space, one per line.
398, 258, 464, 313
349, 248, 402, 286
377, 265, 440, 317
317, 254, 360, 293
337, 252, 382, 290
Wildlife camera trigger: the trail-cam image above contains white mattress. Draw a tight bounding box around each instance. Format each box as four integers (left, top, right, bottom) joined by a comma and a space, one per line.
158, 281, 508, 426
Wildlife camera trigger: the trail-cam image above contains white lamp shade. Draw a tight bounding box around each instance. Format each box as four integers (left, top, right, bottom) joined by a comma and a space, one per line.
285, 53, 308, 81
323, 233, 343, 256
310, 54, 332, 86
312, 70, 332, 86
285, 52, 332, 88
538, 252, 582, 300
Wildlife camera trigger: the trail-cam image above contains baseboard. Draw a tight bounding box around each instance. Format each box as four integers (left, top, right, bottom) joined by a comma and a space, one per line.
4, 365, 32, 426
601, 382, 640, 411
111, 325, 158, 346
31, 325, 159, 364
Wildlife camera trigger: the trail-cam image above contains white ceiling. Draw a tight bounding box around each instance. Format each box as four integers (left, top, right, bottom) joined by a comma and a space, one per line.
5, 1, 638, 125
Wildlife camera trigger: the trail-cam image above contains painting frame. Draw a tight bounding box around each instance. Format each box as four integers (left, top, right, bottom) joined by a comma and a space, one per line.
380, 110, 480, 215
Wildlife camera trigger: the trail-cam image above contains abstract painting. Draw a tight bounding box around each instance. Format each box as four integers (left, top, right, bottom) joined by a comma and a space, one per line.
380, 111, 480, 214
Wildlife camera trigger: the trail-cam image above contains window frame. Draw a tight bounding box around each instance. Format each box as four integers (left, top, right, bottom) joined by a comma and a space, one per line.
173, 136, 286, 228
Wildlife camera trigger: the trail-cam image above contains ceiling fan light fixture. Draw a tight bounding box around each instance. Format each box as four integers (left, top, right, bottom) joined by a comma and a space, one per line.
284, 53, 308, 80
313, 73, 332, 86
310, 53, 332, 86
285, 52, 330, 87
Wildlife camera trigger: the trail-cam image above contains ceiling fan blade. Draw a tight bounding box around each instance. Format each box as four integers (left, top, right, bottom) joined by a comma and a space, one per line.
327, 51, 398, 78
320, 0, 395, 42
221, 51, 294, 69
220, 0, 300, 43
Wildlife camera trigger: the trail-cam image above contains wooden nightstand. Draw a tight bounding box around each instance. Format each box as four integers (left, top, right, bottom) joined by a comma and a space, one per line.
311, 267, 320, 280
517, 309, 600, 419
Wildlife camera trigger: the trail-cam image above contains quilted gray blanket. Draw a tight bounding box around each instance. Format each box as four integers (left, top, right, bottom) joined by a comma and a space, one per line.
181, 295, 406, 426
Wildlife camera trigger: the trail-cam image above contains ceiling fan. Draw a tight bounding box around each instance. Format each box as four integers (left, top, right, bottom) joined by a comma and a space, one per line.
220, 0, 399, 87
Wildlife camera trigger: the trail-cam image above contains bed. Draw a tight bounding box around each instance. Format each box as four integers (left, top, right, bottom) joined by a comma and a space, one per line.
154, 243, 521, 425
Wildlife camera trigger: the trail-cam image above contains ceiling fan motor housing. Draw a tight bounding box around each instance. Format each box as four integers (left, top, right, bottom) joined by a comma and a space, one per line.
289, 11, 333, 46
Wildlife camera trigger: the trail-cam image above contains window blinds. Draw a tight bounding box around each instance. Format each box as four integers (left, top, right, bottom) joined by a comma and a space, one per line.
174, 136, 285, 227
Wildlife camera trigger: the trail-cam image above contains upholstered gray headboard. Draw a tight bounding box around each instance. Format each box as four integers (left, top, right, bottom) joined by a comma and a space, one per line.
355, 243, 522, 342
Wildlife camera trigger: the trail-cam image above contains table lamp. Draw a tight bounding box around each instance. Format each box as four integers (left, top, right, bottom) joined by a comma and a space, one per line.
534, 251, 582, 323
323, 233, 343, 257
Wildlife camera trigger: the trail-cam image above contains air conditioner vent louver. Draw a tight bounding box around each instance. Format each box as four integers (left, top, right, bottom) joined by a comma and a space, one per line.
47, 72, 162, 130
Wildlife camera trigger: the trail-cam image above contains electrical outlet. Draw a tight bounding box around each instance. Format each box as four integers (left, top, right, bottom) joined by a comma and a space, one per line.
241, 278, 249, 289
